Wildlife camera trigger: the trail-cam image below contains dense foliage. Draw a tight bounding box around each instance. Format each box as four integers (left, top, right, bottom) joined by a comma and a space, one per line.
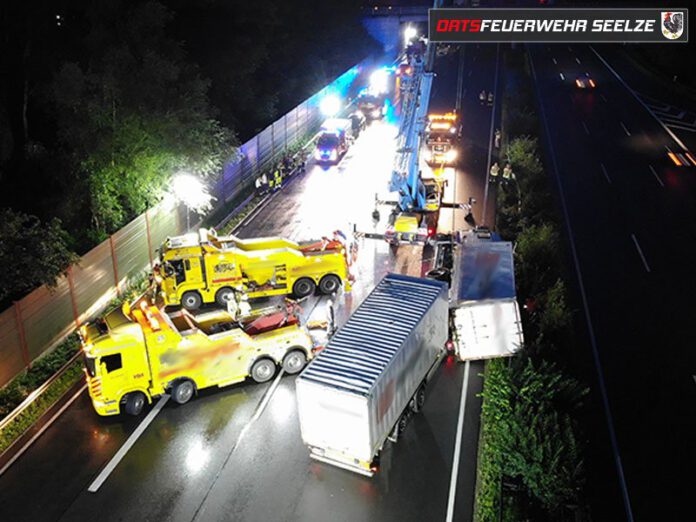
475, 48, 589, 522
0, 0, 376, 303
0, 209, 78, 304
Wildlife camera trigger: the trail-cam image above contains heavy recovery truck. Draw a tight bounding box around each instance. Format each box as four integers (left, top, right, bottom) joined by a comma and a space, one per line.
81, 296, 314, 416
157, 229, 352, 310
424, 112, 459, 165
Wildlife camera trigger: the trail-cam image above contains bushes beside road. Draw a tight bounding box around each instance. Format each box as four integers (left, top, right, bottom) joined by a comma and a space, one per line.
0, 275, 150, 455
474, 47, 590, 521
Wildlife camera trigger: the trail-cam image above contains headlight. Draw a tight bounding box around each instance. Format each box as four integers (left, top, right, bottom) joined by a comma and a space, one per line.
372, 109, 381, 118
330, 150, 338, 160
423, 150, 432, 161
449, 127, 456, 134
315, 149, 322, 160
446, 150, 458, 162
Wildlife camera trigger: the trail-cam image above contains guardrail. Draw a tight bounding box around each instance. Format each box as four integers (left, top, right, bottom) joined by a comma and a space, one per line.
0, 351, 82, 433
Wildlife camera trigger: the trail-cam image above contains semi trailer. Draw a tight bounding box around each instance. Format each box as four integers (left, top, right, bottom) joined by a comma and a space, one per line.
450, 239, 524, 360
296, 273, 449, 476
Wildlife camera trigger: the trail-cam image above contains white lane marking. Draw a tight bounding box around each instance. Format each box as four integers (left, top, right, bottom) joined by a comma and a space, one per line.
0, 383, 87, 478
582, 121, 590, 135
88, 394, 170, 493
250, 370, 284, 423
590, 46, 688, 151
649, 165, 664, 187
600, 94, 608, 102
552, 58, 557, 65
192, 370, 285, 521
600, 163, 612, 184
631, 234, 651, 273
445, 361, 471, 522
560, 72, 565, 80
528, 48, 635, 522
620, 122, 632, 136
576, 57, 582, 64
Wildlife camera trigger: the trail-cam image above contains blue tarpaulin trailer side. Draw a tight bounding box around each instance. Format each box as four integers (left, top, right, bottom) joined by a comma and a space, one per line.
296, 273, 449, 476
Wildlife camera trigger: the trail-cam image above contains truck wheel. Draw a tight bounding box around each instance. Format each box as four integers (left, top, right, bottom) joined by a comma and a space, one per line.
124, 392, 146, 416
318, 275, 341, 295
414, 386, 426, 412
293, 278, 316, 298
215, 287, 235, 307
172, 380, 195, 405
397, 412, 409, 435
282, 349, 307, 374
181, 291, 202, 310
251, 358, 276, 383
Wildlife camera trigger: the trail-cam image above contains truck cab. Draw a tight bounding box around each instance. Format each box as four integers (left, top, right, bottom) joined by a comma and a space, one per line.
425, 113, 459, 165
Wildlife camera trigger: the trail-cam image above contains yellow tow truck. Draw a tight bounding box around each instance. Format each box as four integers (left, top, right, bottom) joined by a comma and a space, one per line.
157, 229, 352, 310
81, 297, 314, 416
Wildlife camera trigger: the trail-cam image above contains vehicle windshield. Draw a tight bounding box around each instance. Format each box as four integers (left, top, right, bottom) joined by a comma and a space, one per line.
318, 134, 339, 148
84, 355, 97, 378
358, 95, 379, 106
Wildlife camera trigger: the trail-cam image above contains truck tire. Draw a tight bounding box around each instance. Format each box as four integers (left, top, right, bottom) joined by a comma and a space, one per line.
251, 358, 276, 383
172, 380, 195, 405
282, 349, 307, 374
412, 386, 426, 413
397, 412, 409, 436
215, 287, 235, 307
124, 392, 146, 416
292, 278, 316, 298
181, 291, 202, 311
318, 275, 341, 295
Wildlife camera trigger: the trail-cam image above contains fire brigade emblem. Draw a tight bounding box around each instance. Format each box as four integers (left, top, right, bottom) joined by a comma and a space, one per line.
661, 12, 684, 40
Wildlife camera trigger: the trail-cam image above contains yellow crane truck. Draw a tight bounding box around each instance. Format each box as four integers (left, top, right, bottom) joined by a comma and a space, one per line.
157, 229, 352, 310
81, 297, 314, 416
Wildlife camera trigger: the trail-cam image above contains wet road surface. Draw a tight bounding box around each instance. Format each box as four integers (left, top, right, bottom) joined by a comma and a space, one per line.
0, 44, 500, 522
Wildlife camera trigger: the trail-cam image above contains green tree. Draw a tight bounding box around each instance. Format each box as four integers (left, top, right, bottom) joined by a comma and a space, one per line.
515, 223, 559, 297
506, 136, 543, 178
502, 356, 587, 511
0, 209, 78, 304
52, 0, 236, 240
538, 279, 573, 344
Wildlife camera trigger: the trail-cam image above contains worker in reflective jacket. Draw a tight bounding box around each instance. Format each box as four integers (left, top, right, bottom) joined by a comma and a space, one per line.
272, 167, 282, 191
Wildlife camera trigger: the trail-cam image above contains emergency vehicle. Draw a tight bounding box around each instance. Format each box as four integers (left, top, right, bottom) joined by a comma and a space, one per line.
315, 119, 353, 164
356, 93, 387, 120
157, 229, 352, 310
81, 297, 314, 416
424, 113, 459, 165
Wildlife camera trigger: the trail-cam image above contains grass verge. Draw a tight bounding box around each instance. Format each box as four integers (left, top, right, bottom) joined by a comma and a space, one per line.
473, 46, 590, 522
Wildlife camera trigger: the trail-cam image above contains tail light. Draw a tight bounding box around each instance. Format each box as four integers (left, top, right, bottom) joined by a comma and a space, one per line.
428, 227, 435, 237
446, 340, 454, 352
589, 79, 596, 88
575, 79, 582, 88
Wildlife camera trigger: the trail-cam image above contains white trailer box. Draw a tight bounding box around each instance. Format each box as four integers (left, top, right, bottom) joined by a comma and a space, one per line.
451, 241, 524, 361
296, 274, 448, 476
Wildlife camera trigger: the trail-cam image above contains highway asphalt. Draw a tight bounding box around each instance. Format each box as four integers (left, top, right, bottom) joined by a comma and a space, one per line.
0, 44, 500, 522
529, 43, 696, 521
